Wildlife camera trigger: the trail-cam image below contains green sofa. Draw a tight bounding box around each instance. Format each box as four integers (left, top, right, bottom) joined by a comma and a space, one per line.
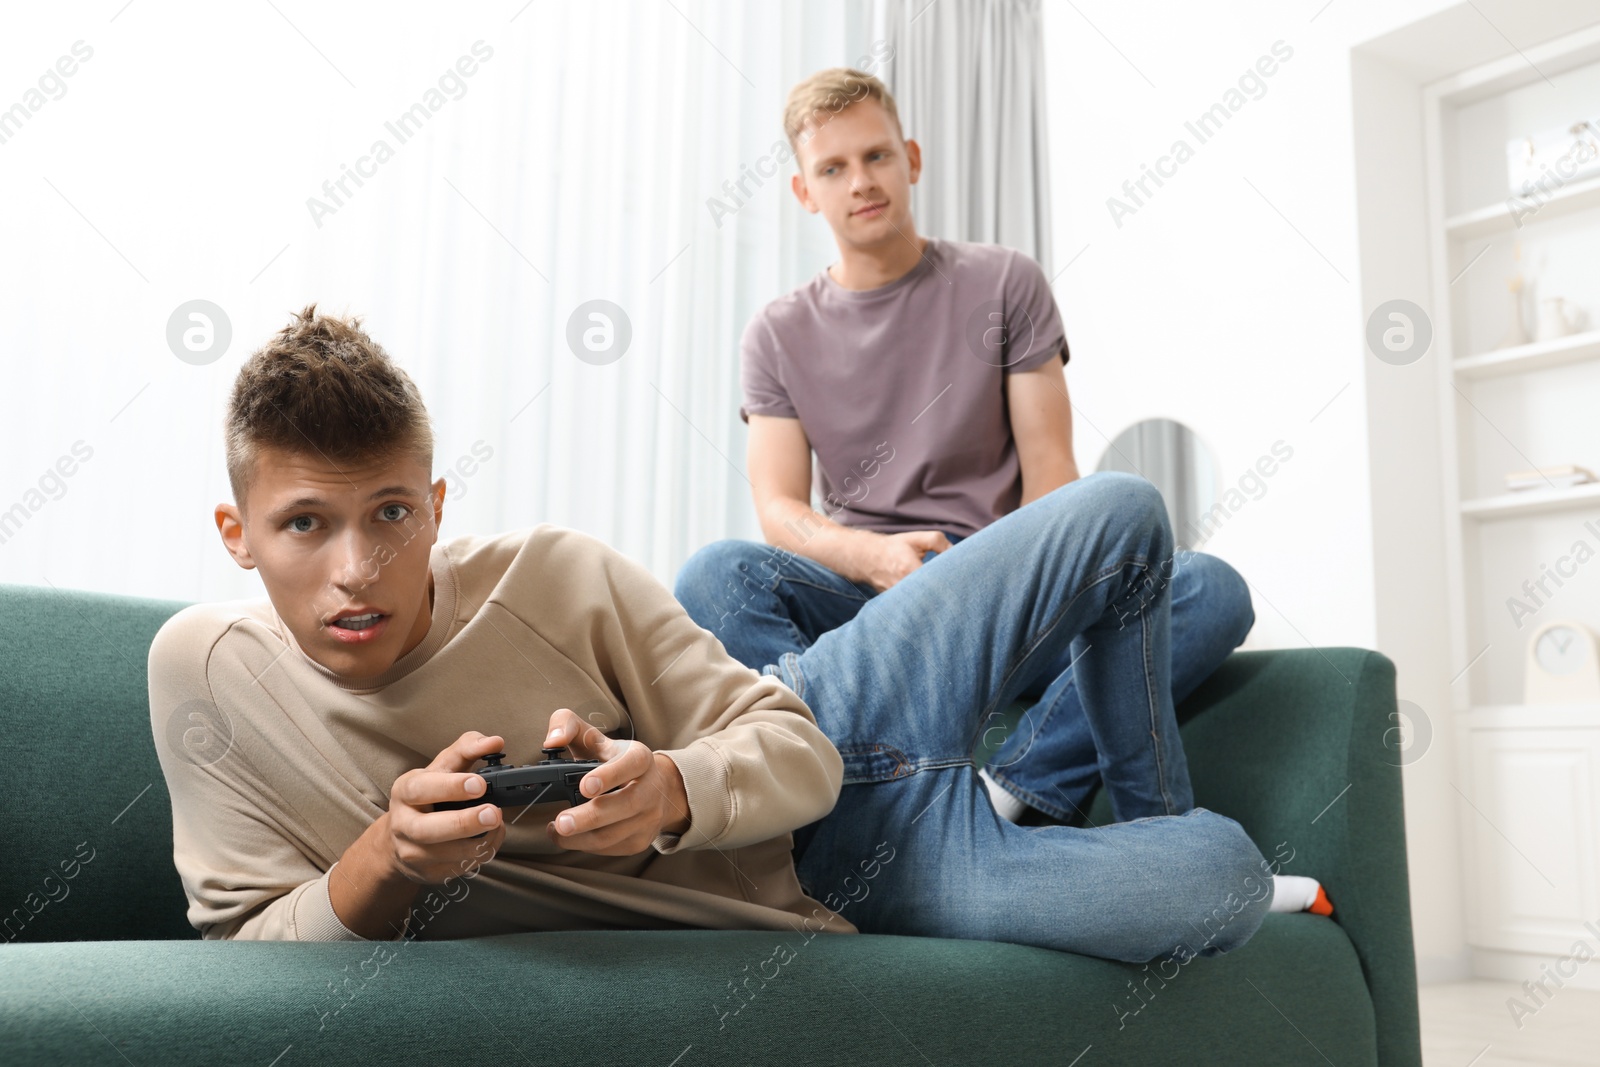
0, 581, 1422, 1065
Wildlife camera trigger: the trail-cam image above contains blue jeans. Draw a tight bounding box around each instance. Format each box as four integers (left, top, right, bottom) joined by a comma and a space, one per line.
674, 483, 1256, 824
674, 473, 1271, 961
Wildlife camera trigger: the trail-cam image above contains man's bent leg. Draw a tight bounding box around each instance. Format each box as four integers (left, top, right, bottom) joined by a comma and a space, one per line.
780, 471, 1192, 824
674, 540, 878, 672
985, 551, 1256, 822
794, 763, 1270, 962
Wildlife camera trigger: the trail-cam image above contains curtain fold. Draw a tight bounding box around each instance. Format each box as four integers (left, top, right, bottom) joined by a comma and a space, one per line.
878, 0, 1054, 272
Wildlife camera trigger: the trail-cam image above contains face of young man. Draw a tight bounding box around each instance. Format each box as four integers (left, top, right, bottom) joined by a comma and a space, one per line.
791, 96, 922, 252
215, 447, 447, 684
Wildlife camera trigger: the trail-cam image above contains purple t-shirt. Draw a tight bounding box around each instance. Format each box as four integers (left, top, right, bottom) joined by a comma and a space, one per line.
740, 237, 1068, 539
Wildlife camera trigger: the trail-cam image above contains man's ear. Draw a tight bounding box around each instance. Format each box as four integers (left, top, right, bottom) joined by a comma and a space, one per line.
791, 172, 820, 214
430, 477, 447, 528
906, 137, 922, 185
215, 504, 256, 570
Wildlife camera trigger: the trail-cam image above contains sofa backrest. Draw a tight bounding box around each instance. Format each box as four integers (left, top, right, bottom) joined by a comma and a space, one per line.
0, 583, 197, 942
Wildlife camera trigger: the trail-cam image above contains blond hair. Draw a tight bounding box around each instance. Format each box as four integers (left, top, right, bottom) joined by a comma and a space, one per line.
782, 67, 903, 160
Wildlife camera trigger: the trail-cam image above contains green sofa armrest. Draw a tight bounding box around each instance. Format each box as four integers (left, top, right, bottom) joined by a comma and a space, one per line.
0, 583, 197, 944
1085, 647, 1420, 1067
974, 646, 1421, 1066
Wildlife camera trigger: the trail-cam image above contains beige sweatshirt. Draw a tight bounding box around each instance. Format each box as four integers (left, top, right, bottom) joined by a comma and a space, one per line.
146, 524, 856, 941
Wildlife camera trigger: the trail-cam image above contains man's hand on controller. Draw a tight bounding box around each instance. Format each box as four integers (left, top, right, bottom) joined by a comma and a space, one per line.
542, 708, 691, 855
384, 730, 509, 885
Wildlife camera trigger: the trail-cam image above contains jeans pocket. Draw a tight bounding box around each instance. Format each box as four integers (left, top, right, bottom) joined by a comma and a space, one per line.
837, 744, 914, 785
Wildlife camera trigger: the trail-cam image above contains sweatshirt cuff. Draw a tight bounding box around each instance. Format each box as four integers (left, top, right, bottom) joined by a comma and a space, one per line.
651, 741, 732, 854
294, 862, 408, 942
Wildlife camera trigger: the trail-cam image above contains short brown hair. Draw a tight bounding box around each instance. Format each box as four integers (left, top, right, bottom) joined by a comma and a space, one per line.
783, 67, 903, 160
225, 304, 434, 512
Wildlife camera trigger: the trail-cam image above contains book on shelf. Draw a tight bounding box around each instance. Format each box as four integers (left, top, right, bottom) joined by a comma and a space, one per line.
1504, 465, 1597, 491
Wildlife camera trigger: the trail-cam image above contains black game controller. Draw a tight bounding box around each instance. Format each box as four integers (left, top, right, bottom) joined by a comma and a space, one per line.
434, 748, 607, 819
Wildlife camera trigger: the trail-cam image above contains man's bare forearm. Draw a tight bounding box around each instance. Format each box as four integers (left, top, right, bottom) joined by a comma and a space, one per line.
1019, 463, 1082, 508
759, 495, 877, 583
327, 813, 423, 941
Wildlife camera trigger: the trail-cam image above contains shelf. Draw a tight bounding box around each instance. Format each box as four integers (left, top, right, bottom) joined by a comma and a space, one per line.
1445, 173, 1600, 241
1454, 329, 1600, 379
1459, 481, 1600, 520
1459, 703, 1600, 728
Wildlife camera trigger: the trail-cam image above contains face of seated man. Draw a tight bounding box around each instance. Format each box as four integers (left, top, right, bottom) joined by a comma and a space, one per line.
790, 94, 923, 257
213, 446, 446, 684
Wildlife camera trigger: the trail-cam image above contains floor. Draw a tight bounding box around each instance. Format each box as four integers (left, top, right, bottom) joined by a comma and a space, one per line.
1419, 979, 1600, 1065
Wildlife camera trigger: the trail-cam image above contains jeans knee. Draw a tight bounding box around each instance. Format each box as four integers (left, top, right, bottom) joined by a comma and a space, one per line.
674, 540, 767, 623
1156, 811, 1271, 959
1088, 471, 1172, 542
1182, 552, 1256, 644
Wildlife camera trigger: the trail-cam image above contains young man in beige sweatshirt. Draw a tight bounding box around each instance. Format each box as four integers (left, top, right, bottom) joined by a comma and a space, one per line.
149, 306, 851, 944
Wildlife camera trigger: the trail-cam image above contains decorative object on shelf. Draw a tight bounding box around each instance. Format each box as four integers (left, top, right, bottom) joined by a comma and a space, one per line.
1536, 295, 1588, 341
1523, 619, 1600, 703
1494, 241, 1531, 349
1506, 119, 1600, 196
1505, 464, 1597, 492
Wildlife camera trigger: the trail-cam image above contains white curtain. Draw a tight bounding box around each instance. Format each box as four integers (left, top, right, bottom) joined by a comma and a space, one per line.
0, 0, 875, 602
876, 0, 1053, 272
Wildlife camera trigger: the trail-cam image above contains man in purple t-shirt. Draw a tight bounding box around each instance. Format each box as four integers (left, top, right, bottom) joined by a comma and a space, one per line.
675, 68, 1256, 829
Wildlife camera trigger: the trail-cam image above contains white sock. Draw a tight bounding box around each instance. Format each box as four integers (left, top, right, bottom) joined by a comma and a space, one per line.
978, 767, 1030, 823
1269, 874, 1325, 913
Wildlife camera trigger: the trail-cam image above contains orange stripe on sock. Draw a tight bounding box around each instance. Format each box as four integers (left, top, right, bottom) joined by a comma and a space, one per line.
1310, 885, 1334, 917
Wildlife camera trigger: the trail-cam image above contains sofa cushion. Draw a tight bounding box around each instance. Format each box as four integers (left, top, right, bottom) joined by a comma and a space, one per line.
0, 917, 1374, 1066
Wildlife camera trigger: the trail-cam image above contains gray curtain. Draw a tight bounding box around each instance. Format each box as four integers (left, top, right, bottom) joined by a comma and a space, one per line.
877, 0, 1054, 273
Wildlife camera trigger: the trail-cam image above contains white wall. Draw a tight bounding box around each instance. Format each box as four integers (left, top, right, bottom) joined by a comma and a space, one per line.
1042, 0, 1399, 654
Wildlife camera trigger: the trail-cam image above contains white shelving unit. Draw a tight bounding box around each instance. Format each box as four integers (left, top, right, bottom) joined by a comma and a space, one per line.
1423, 22, 1600, 989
